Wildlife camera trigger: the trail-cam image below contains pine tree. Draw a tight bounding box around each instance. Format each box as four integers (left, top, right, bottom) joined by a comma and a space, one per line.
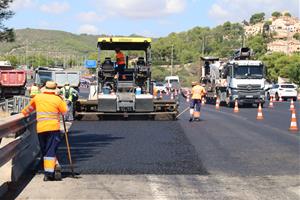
0, 0, 15, 42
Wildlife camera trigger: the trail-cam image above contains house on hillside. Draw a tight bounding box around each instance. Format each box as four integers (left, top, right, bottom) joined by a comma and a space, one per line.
267, 39, 300, 54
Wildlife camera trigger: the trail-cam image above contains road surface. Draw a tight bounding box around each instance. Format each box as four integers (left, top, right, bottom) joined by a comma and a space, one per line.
4, 96, 300, 200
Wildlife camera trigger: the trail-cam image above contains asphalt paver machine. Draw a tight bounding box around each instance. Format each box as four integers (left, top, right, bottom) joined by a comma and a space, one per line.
75, 37, 178, 120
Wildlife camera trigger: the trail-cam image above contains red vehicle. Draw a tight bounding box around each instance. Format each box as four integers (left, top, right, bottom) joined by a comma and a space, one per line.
0, 61, 27, 98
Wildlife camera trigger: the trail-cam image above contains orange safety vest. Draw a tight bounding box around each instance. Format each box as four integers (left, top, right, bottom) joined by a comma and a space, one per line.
116, 52, 125, 65
22, 92, 67, 133
191, 85, 206, 99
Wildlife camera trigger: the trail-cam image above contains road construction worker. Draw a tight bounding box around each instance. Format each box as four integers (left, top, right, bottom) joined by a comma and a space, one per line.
60, 82, 78, 121
29, 83, 40, 98
115, 48, 126, 80
21, 81, 67, 181
189, 81, 206, 122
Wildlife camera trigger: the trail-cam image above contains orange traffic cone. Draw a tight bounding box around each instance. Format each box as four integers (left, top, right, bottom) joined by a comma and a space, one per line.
201, 98, 205, 106
170, 92, 174, 100
269, 97, 274, 108
290, 99, 295, 111
186, 92, 190, 103
256, 103, 264, 120
234, 99, 239, 113
289, 110, 298, 132
279, 95, 283, 102
174, 90, 178, 96
215, 97, 220, 110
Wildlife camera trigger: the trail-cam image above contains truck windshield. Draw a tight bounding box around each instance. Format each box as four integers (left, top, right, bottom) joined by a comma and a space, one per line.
37, 72, 52, 86
234, 65, 263, 79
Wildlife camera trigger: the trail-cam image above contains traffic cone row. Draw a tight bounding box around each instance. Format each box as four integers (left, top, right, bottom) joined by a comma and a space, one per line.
289, 99, 295, 111
201, 98, 205, 106
269, 97, 274, 108
186, 92, 190, 103
256, 103, 264, 120
233, 99, 239, 113
289, 109, 298, 132
215, 98, 220, 110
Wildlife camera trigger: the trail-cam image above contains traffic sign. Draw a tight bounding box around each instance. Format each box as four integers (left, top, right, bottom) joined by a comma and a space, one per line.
85, 60, 97, 68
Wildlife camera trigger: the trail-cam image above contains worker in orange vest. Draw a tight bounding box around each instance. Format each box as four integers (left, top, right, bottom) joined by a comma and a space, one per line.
189, 81, 206, 122
22, 81, 67, 181
115, 48, 126, 79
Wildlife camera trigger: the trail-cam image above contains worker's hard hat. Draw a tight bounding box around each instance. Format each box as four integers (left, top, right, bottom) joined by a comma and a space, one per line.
191, 81, 196, 86
43, 81, 57, 93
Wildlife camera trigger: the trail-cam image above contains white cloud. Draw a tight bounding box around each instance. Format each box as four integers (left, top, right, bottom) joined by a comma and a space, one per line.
78, 24, 99, 35
93, 0, 187, 19
77, 11, 105, 23
208, 0, 299, 23
208, 4, 230, 19
40, 2, 70, 14
11, 0, 36, 11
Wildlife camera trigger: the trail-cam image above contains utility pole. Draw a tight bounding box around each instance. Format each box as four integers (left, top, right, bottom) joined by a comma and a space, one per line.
202, 36, 205, 56
171, 44, 174, 76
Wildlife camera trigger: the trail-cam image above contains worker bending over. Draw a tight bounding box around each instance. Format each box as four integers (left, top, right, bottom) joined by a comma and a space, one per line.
189, 81, 206, 122
22, 81, 67, 181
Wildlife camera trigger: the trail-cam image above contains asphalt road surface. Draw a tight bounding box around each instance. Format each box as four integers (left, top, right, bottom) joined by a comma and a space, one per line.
6, 95, 300, 199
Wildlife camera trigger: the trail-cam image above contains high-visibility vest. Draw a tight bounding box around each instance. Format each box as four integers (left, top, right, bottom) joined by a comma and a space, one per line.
22, 92, 67, 133
30, 85, 40, 97
191, 85, 206, 99
61, 86, 76, 102
116, 52, 125, 65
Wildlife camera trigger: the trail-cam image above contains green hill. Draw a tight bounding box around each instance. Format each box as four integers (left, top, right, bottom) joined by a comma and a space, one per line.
0, 28, 99, 55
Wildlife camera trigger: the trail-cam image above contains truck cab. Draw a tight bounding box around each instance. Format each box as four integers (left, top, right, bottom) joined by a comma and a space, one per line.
224, 60, 266, 106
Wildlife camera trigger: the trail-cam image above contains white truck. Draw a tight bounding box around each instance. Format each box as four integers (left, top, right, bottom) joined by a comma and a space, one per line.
201, 47, 266, 107
34, 67, 80, 89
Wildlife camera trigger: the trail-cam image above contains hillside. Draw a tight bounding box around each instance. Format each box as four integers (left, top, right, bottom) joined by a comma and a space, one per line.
0, 28, 99, 55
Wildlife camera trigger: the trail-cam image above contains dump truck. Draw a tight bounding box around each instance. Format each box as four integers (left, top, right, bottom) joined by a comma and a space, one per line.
34, 67, 80, 90
0, 61, 27, 98
201, 47, 266, 107
75, 37, 178, 120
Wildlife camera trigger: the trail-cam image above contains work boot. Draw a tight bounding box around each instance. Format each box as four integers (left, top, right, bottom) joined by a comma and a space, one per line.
43, 174, 55, 181
189, 118, 193, 122
54, 164, 62, 181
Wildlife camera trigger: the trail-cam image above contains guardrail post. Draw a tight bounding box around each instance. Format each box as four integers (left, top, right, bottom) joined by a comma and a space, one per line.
4, 99, 8, 112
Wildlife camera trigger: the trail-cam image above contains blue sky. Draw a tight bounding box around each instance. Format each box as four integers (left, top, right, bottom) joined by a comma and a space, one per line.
7, 0, 300, 37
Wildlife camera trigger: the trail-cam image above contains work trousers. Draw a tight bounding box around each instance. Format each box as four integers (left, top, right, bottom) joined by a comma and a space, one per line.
38, 131, 62, 177
65, 100, 74, 121
190, 99, 202, 111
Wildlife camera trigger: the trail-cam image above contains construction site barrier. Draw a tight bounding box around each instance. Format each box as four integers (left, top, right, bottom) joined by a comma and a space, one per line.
0, 112, 40, 197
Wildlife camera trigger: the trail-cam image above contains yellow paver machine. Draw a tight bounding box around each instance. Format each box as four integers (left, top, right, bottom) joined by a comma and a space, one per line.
75, 37, 178, 120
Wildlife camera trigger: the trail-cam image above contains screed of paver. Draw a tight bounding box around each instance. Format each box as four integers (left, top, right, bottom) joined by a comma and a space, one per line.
15, 175, 300, 200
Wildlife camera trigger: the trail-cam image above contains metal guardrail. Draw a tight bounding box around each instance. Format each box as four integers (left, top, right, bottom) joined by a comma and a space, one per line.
0, 96, 31, 114
0, 113, 36, 168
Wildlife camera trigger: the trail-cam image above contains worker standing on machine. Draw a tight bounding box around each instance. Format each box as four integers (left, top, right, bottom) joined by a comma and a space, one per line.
115, 48, 126, 80
189, 81, 206, 122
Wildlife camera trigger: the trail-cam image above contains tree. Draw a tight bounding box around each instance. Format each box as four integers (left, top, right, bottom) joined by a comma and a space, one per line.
0, 0, 15, 42
250, 12, 265, 24
284, 12, 291, 17
271, 11, 282, 18
293, 33, 300, 41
